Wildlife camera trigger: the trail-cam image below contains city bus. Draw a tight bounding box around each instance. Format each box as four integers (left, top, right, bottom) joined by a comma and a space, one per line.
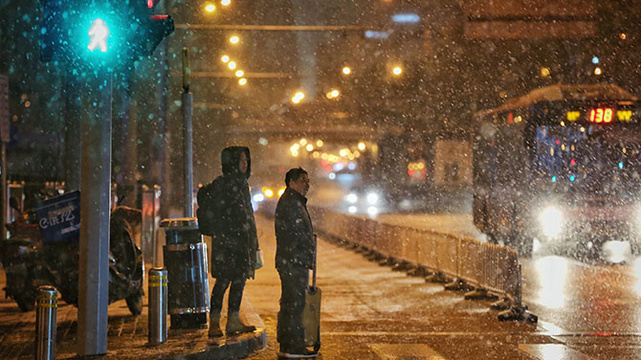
472, 84, 641, 256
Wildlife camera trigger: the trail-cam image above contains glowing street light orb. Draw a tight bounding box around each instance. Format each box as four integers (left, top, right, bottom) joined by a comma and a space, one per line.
325, 89, 340, 99
205, 4, 216, 12
392, 66, 403, 76
357, 142, 366, 151
221, 55, 230, 63
235, 70, 244, 77
238, 78, 247, 86
342, 66, 351, 75
594, 67, 602, 75
228, 61, 237, 70
540, 67, 550, 77
229, 35, 240, 44
221, 0, 231, 5
306, 144, 314, 151
291, 91, 305, 104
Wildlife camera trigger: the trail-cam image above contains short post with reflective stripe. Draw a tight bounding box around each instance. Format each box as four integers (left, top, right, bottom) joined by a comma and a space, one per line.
35, 285, 58, 360
148, 267, 168, 345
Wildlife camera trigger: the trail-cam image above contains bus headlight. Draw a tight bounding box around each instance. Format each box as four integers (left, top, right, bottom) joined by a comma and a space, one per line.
539, 206, 563, 238
346, 193, 358, 203
366, 192, 379, 204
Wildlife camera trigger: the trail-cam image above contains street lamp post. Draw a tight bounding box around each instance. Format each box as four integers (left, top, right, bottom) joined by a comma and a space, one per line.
182, 48, 194, 217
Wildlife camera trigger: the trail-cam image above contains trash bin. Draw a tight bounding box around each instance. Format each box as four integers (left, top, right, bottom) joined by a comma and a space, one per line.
161, 218, 210, 329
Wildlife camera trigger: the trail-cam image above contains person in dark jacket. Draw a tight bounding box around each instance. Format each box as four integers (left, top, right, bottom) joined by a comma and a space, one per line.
202, 146, 259, 337
275, 167, 317, 358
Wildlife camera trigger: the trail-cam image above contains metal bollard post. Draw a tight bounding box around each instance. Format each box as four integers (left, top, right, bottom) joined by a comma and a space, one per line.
148, 267, 168, 345
35, 285, 58, 360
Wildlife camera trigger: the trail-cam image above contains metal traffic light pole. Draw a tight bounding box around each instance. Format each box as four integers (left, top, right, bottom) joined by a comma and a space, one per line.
77, 68, 112, 356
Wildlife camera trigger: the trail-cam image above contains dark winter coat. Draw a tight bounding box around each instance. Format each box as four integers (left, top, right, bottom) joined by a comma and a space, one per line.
203, 146, 259, 280
275, 187, 314, 270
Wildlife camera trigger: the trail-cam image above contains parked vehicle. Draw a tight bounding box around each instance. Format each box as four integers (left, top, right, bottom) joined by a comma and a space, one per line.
0, 192, 144, 315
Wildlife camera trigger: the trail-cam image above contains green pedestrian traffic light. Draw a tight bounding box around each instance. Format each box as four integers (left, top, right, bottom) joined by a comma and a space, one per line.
40, 0, 173, 66
87, 18, 109, 53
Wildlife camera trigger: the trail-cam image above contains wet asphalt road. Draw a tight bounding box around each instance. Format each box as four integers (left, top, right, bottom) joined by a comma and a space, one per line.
242, 213, 641, 360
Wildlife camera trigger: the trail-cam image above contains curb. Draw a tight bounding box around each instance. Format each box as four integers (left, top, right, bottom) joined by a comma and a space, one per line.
168, 298, 267, 360
170, 330, 267, 360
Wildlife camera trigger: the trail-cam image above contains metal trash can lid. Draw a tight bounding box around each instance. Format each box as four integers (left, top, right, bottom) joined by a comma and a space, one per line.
160, 217, 199, 230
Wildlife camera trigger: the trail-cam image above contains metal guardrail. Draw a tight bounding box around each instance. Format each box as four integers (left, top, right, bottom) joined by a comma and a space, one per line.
309, 206, 536, 323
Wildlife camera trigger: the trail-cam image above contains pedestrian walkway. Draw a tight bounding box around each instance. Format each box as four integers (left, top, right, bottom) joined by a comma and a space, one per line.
0, 242, 267, 360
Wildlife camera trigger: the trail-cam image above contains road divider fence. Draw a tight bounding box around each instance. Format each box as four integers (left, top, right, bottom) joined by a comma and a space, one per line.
308, 206, 537, 323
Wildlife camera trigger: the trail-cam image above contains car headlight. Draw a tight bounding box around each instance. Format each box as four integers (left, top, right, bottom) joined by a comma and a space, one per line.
366, 192, 379, 204
346, 193, 358, 203
539, 206, 563, 238
367, 206, 379, 216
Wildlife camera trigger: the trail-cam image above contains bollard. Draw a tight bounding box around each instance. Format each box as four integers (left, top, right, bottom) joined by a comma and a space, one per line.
35, 285, 58, 360
148, 267, 168, 345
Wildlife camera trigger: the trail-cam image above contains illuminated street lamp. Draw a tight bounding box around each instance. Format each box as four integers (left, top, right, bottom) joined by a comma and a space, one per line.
235, 70, 244, 77
221, 55, 230, 63
239, 78, 247, 86
228, 61, 236, 69
205, 4, 216, 12
290, 144, 300, 157
540, 67, 550, 77
392, 66, 403, 76
292, 91, 305, 104
326, 89, 340, 99
342, 66, 351, 75
229, 35, 240, 44
594, 67, 602, 75
221, 0, 231, 6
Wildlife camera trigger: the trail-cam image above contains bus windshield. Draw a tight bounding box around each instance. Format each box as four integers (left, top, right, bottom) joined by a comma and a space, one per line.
534, 124, 641, 199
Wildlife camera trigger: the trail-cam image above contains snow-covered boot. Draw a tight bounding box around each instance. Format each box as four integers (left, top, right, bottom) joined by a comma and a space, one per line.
226, 312, 256, 335
209, 315, 224, 338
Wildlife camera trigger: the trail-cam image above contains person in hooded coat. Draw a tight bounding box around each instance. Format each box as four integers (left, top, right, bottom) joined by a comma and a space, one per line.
201, 146, 259, 337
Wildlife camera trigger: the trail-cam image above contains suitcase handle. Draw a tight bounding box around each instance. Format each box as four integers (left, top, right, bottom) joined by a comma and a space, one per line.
310, 234, 317, 290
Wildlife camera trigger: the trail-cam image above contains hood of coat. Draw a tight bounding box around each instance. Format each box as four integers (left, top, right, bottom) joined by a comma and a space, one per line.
221, 146, 251, 178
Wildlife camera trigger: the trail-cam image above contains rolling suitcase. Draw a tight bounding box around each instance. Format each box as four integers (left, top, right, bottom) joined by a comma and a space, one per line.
302, 234, 321, 352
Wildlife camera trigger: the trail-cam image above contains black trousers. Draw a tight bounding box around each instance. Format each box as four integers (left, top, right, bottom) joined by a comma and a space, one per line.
210, 277, 246, 316
277, 266, 308, 352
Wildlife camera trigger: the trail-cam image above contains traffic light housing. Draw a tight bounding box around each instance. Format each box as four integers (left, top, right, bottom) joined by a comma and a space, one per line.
128, 0, 175, 57
133, 15, 175, 57
40, 0, 174, 65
